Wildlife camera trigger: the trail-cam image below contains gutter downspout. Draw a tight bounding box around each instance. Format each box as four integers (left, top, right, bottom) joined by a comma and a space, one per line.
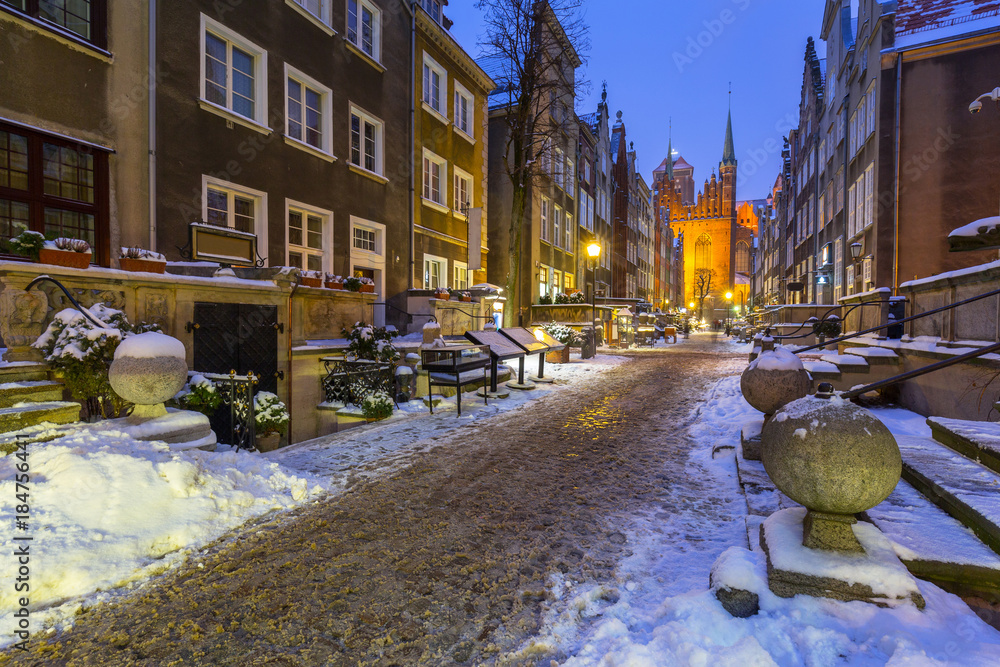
286, 278, 299, 444
408, 3, 416, 295
893, 54, 902, 295
148, 0, 157, 252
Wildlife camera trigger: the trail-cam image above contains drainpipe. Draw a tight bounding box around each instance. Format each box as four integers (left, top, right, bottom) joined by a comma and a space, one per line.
148, 0, 157, 253
892, 55, 902, 295
408, 4, 416, 294
286, 279, 298, 445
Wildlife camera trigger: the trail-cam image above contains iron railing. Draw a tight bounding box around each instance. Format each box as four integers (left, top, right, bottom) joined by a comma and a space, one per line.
25, 274, 109, 327
321, 358, 396, 407
198, 370, 258, 451
769, 299, 893, 341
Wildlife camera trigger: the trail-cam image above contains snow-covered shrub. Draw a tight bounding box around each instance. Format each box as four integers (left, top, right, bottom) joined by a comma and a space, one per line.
569, 291, 587, 304
254, 391, 289, 437
343, 276, 362, 291
811, 316, 842, 339
538, 294, 553, 305
173, 374, 222, 416
361, 391, 393, 421
33, 304, 161, 419
554, 292, 570, 304
341, 321, 400, 362
9, 230, 45, 261
542, 322, 581, 346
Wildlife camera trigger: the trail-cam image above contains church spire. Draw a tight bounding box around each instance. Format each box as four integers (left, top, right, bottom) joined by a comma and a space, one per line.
665, 118, 674, 180
721, 106, 736, 167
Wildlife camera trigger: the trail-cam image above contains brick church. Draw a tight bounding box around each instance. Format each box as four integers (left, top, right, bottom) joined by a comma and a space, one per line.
653, 111, 756, 321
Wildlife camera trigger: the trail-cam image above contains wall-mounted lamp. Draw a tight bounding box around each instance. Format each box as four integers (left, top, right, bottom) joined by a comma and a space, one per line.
849, 241, 863, 263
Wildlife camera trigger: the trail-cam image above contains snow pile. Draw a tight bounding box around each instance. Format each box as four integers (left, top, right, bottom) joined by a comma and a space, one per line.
0, 426, 325, 644
747, 346, 803, 372
113, 331, 186, 360
949, 215, 1000, 238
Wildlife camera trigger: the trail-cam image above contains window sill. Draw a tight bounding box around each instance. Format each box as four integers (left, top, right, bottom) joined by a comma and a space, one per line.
421, 101, 450, 126
453, 127, 476, 145
422, 198, 450, 214
198, 99, 272, 136
284, 0, 337, 36
348, 163, 389, 184
0, 7, 111, 59
451, 210, 468, 220
284, 135, 337, 162
343, 40, 386, 72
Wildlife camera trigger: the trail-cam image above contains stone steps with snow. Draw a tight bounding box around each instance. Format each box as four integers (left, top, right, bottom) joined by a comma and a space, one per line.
898, 434, 1000, 556
0, 361, 50, 384
0, 380, 65, 408
928, 417, 1000, 476
819, 353, 871, 371
864, 479, 1000, 598
842, 346, 902, 365
802, 360, 841, 381
0, 400, 81, 434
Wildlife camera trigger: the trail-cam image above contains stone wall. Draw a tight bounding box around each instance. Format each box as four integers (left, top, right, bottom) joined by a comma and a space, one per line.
899, 260, 1000, 344
839, 289, 891, 337
530, 304, 615, 325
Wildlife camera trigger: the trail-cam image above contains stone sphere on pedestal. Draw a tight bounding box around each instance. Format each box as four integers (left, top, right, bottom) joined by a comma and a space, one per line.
761, 388, 901, 515
109, 332, 189, 421
740, 347, 811, 415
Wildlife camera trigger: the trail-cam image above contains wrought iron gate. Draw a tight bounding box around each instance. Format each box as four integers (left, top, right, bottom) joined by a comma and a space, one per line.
191, 303, 280, 445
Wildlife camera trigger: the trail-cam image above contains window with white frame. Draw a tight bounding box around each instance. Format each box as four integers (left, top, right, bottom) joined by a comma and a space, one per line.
540, 197, 550, 242
857, 97, 866, 151
422, 149, 446, 206
566, 157, 574, 191
422, 52, 446, 116
285, 65, 332, 154
286, 201, 331, 272
423, 253, 447, 289
453, 260, 469, 290
863, 163, 874, 231
349, 105, 383, 175
847, 183, 856, 237
454, 82, 473, 136
554, 147, 564, 188
201, 15, 267, 125
834, 235, 843, 289
346, 0, 380, 61
564, 212, 573, 252
421, 0, 442, 22
866, 83, 876, 136
204, 178, 264, 235
353, 225, 377, 253
453, 167, 472, 213
854, 174, 865, 236
553, 204, 562, 248
291, 0, 330, 25
539, 265, 550, 297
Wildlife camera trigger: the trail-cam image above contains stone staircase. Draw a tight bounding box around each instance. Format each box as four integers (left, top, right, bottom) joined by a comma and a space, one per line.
0, 362, 80, 441
801, 345, 903, 390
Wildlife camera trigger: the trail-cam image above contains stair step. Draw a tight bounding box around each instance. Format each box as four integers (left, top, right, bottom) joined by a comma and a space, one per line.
819, 353, 870, 371
0, 362, 50, 383
898, 435, 1000, 555
802, 360, 841, 380
0, 401, 81, 434
865, 479, 1000, 597
928, 417, 1000, 476
842, 346, 901, 365
0, 380, 65, 408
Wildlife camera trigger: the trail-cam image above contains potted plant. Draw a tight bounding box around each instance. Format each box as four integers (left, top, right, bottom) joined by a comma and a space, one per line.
811, 316, 842, 349
569, 291, 587, 304
433, 286, 450, 300
38, 237, 91, 269
359, 276, 376, 293
342, 322, 400, 362
8, 230, 46, 262
542, 322, 580, 363
538, 294, 553, 305
458, 291, 472, 302
253, 391, 289, 452
361, 391, 394, 422
119, 246, 167, 274
554, 292, 570, 304
173, 374, 222, 416
343, 276, 363, 292
300, 269, 323, 288
325, 273, 344, 290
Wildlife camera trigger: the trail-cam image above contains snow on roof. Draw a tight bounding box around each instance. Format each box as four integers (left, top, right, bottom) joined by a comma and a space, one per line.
949, 215, 1000, 238
672, 155, 694, 171
894, 0, 1000, 50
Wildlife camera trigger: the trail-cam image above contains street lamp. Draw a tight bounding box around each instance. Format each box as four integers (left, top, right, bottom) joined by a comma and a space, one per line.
587, 242, 601, 356
725, 291, 734, 333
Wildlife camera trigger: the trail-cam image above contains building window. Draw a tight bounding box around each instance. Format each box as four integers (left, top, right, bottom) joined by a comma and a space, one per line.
0, 123, 108, 255
422, 149, 446, 206
286, 201, 331, 273
564, 212, 573, 252
353, 225, 377, 253
2, 0, 106, 47
863, 163, 874, 231
453, 260, 468, 290
285, 65, 332, 155
694, 233, 711, 270
203, 177, 265, 239
201, 16, 267, 125
454, 82, 473, 137
291, 0, 330, 24
349, 105, 383, 175
421, 0, 441, 22
539, 265, 549, 298
540, 197, 550, 242
735, 240, 750, 273
422, 53, 446, 116
347, 0, 380, 61
866, 83, 877, 137
566, 157, 574, 191
564, 273, 574, 291
553, 204, 562, 248
453, 168, 472, 214
554, 147, 564, 189
423, 253, 447, 289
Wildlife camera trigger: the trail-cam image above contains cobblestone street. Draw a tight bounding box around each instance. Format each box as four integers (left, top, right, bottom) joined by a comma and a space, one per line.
8, 338, 747, 666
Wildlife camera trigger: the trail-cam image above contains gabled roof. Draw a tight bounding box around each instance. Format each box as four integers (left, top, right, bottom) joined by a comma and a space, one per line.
672, 155, 693, 171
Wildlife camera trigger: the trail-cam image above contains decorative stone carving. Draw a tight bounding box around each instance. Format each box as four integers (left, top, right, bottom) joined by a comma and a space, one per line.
144, 293, 170, 330
0, 289, 48, 361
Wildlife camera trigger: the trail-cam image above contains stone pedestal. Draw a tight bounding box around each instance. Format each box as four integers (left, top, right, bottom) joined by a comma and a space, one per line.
761, 508, 925, 609
740, 418, 765, 461
802, 510, 863, 553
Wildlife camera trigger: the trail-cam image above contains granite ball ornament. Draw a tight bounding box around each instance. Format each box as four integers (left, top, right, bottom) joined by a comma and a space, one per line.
109, 332, 189, 420
740, 346, 811, 415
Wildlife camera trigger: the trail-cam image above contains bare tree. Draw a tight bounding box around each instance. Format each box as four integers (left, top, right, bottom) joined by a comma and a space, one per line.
694, 268, 716, 321
476, 0, 588, 324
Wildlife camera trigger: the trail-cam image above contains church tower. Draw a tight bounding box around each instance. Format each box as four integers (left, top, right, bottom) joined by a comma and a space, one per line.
719, 108, 737, 217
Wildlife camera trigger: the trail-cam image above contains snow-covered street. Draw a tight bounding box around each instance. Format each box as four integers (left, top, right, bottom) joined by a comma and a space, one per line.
5, 334, 1000, 665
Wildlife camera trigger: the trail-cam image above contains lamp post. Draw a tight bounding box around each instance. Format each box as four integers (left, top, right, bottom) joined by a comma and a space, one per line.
587, 242, 602, 357
725, 291, 734, 333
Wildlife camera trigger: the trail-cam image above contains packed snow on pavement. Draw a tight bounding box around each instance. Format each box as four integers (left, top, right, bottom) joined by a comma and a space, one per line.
506, 373, 1000, 666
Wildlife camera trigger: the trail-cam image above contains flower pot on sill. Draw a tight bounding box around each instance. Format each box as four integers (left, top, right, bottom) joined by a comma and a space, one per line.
360, 284, 375, 293
39, 247, 91, 269
460, 295, 472, 302
301, 276, 323, 288
325, 281, 343, 290
434, 290, 450, 300
119, 257, 166, 274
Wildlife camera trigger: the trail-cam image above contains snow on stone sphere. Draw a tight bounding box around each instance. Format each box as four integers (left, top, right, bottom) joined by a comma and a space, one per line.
114, 332, 187, 361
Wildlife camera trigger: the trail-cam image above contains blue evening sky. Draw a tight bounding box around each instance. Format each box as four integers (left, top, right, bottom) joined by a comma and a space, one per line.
446, 0, 827, 201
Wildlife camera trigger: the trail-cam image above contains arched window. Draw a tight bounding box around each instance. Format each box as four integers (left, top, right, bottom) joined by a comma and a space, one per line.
735, 241, 751, 274
694, 234, 712, 270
